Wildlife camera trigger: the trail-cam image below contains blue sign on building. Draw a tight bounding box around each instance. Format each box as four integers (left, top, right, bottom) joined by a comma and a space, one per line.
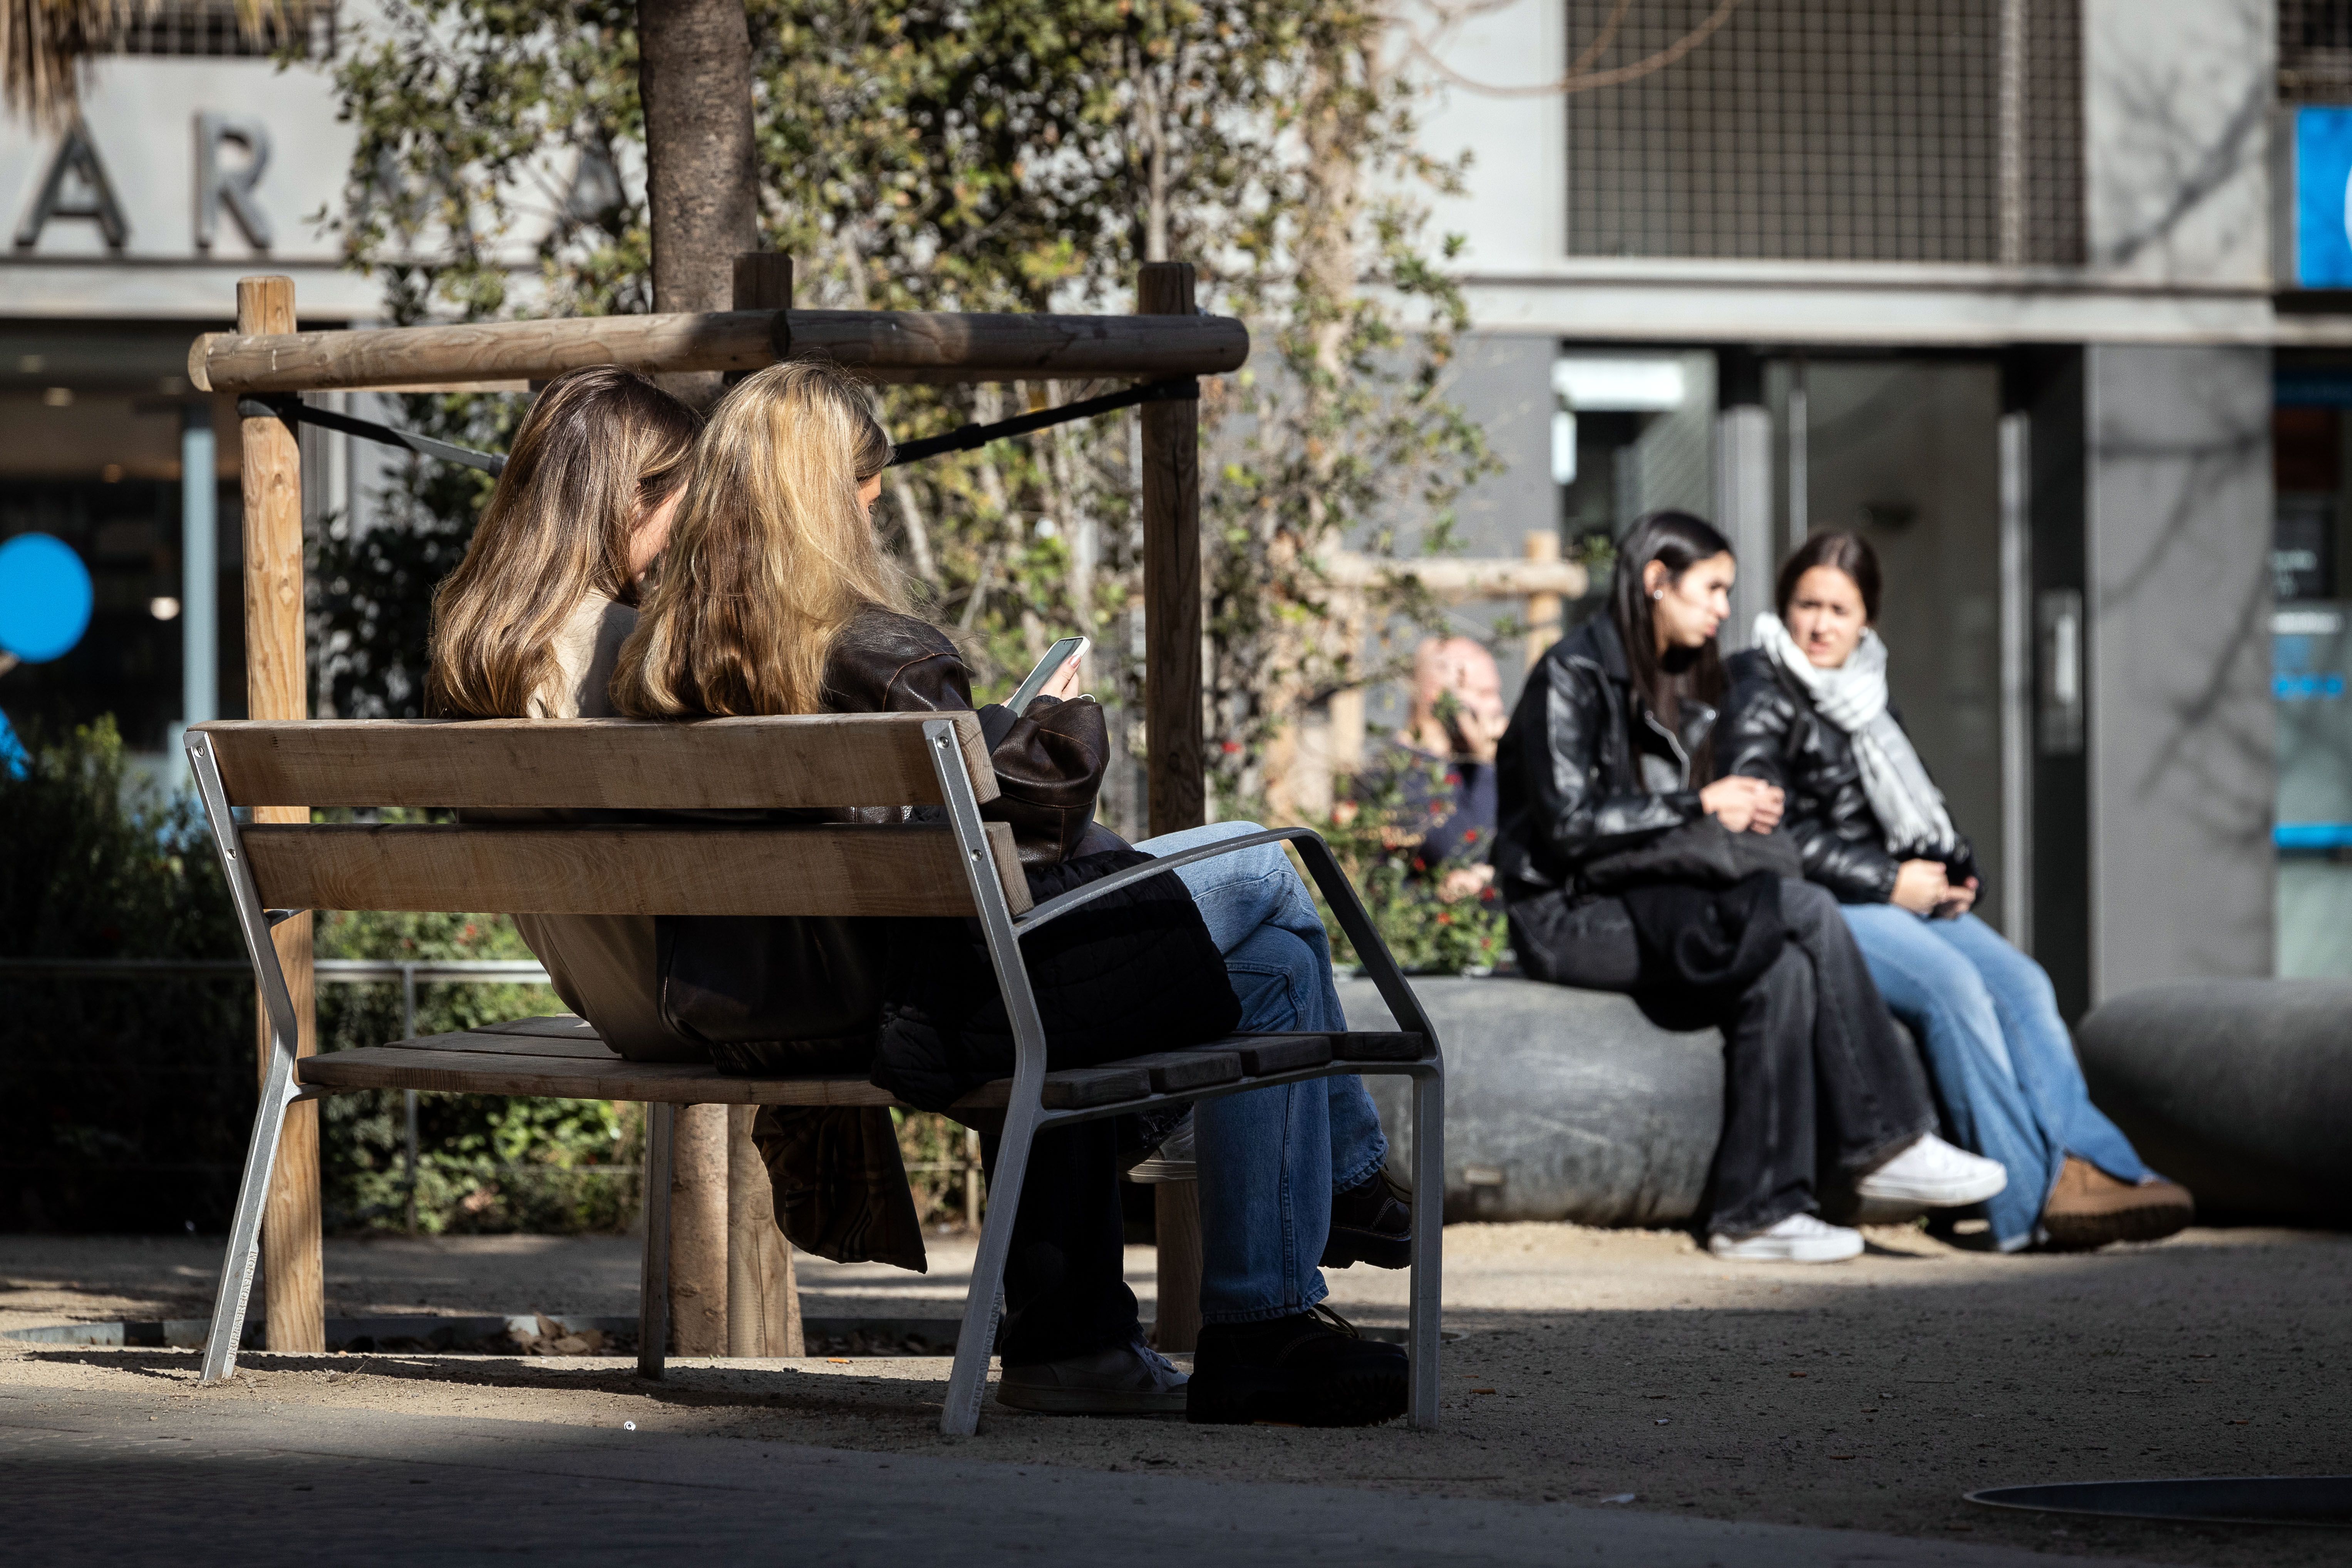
2297, 108, 2352, 287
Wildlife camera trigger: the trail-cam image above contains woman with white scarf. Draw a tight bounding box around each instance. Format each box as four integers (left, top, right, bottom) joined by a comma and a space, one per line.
1723, 531, 2193, 1253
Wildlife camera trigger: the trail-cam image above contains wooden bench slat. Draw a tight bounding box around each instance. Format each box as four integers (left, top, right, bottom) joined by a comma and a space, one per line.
301, 1023, 1419, 1114
477, 1016, 603, 1041
299, 1046, 906, 1106
387, 1032, 622, 1060
244, 821, 1031, 918
193, 713, 998, 811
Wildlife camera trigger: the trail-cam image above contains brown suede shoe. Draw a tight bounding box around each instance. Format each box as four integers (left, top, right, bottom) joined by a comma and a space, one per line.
2039, 1156, 2194, 1250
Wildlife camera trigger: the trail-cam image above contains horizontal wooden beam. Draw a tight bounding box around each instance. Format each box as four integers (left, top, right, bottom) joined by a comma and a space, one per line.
1323, 552, 1590, 601
194, 713, 996, 811
242, 821, 1032, 918
189, 308, 1250, 394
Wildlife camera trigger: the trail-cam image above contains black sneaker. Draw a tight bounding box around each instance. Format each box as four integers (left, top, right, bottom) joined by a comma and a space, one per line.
1186, 1304, 1407, 1427
1321, 1168, 1412, 1270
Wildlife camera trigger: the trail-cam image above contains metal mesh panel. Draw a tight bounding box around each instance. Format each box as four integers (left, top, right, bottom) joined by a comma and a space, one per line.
1563, 0, 2084, 265
102, 0, 336, 59
2283, 1, 2352, 102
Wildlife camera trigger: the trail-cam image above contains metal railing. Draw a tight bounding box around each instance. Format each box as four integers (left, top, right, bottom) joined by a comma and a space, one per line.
0, 955, 985, 1233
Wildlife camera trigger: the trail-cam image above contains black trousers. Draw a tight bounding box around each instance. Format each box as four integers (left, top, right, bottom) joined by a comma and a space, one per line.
978, 1119, 1138, 1365
1509, 877, 1932, 1236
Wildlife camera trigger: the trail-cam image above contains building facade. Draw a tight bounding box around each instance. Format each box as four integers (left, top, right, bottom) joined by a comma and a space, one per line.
1414, 0, 2350, 1011
4, 1, 2343, 1008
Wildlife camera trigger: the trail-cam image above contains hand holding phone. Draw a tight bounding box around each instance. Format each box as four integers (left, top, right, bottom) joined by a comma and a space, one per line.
1009, 636, 1091, 711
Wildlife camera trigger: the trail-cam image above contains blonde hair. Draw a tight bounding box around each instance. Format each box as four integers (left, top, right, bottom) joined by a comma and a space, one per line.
614, 361, 904, 718
425, 367, 701, 718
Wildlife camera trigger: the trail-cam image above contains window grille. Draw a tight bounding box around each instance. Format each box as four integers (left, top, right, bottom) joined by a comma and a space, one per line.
2282, 1, 2352, 102
1563, 0, 2084, 265
101, 0, 336, 60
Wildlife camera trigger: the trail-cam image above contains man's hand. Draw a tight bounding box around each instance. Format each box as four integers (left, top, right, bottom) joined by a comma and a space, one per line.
1700, 776, 1785, 834
1438, 863, 1495, 903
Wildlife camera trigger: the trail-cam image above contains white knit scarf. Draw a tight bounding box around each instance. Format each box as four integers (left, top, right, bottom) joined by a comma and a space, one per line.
1751, 613, 1959, 859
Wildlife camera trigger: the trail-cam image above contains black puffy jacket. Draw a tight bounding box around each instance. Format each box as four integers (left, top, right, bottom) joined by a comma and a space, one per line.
1493, 616, 1717, 900
1720, 649, 1978, 904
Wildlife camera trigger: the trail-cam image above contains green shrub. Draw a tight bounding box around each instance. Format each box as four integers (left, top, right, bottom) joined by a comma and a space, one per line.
0, 719, 251, 1232
1305, 755, 1510, 976
313, 901, 638, 1235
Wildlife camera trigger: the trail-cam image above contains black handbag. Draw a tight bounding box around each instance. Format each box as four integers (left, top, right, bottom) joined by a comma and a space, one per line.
1578, 816, 1801, 895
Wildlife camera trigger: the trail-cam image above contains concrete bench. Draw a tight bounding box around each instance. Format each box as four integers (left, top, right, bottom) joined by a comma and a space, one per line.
1343, 976, 1722, 1225
184, 712, 1444, 1434
2078, 978, 2352, 1223
1343, 975, 1932, 1228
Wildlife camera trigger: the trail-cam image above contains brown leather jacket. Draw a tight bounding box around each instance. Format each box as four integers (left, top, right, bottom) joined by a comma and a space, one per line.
819, 606, 1109, 864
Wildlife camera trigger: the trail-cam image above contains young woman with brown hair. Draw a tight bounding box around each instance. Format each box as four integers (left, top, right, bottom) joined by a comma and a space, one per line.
616, 360, 1411, 1426
1724, 530, 2193, 1250
1492, 511, 2007, 1261
424, 365, 702, 1053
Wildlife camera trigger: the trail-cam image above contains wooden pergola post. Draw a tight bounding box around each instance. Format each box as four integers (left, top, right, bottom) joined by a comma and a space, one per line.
238, 275, 324, 1353
1139, 261, 1206, 1353
723, 251, 804, 1361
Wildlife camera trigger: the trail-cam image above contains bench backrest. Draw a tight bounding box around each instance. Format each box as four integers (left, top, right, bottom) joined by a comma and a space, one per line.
189, 714, 1030, 918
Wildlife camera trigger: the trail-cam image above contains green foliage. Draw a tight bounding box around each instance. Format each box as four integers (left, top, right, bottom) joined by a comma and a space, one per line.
0, 719, 251, 1231
319, 0, 1494, 839
312, 870, 637, 1235
1306, 752, 1508, 977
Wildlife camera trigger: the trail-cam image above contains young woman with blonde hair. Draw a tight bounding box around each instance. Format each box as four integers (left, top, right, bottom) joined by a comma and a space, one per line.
617, 360, 1412, 1427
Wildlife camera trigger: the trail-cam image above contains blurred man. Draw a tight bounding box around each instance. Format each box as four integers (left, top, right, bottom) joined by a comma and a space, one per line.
1365, 635, 1506, 900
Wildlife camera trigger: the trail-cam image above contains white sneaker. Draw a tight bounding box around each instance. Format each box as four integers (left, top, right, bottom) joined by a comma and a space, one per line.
1126, 1114, 1196, 1184
1708, 1212, 1864, 1263
1854, 1134, 2009, 1208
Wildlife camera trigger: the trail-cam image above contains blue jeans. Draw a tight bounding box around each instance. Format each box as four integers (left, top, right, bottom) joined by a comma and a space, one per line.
1137, 821, 1390, 1324
1839, 905, 2153, 1251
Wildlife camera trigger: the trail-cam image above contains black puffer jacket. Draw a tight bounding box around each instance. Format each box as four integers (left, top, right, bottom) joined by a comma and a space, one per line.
1493, 616, 1717, 900
1720, 649, 1978, 904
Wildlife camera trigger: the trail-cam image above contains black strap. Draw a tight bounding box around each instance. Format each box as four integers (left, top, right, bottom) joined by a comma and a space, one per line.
238, 396, 508, 477
240, 375, 1200, 479
885, 378, 1198, 466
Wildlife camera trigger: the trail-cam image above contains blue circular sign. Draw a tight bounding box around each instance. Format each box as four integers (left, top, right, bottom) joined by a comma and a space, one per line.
0, 533, 94, 662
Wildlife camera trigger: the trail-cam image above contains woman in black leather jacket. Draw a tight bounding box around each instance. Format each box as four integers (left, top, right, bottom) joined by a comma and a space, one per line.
1723, 530, 2192, 1251
1495, 511, 2005, 1262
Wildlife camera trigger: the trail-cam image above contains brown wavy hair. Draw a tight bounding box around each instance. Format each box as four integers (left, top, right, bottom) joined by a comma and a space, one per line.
1776, 529, 1882, 622
613, 361, 904, 718
425, 367, 700, 718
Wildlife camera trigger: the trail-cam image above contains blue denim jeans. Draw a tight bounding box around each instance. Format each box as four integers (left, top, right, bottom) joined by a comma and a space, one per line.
1137, 821, 1390, 1323
1839, 905, 2153, 1251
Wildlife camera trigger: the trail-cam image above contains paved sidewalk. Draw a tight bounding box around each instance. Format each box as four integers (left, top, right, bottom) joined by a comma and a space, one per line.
5, 1221, 2347, 1566
0, 1378, 2161, 1568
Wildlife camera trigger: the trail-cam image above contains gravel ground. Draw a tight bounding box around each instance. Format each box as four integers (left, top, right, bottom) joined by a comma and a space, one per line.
3, 1221, 2346, 1567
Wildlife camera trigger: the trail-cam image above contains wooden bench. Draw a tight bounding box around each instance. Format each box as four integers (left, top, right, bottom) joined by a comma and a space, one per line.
184, 711, 1444, 1434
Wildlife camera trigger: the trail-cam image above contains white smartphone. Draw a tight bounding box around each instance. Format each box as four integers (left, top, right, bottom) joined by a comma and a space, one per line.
1008, 635, 1091, 711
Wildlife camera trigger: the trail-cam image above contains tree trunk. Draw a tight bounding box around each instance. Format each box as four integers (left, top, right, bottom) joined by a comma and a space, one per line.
1260, 29, 1368, 822
637, 0, 757, 407
637, 0, 757, 1350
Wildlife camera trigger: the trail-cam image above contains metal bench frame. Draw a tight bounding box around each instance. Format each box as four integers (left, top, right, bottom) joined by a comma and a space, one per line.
186, 717, 1443, 1435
